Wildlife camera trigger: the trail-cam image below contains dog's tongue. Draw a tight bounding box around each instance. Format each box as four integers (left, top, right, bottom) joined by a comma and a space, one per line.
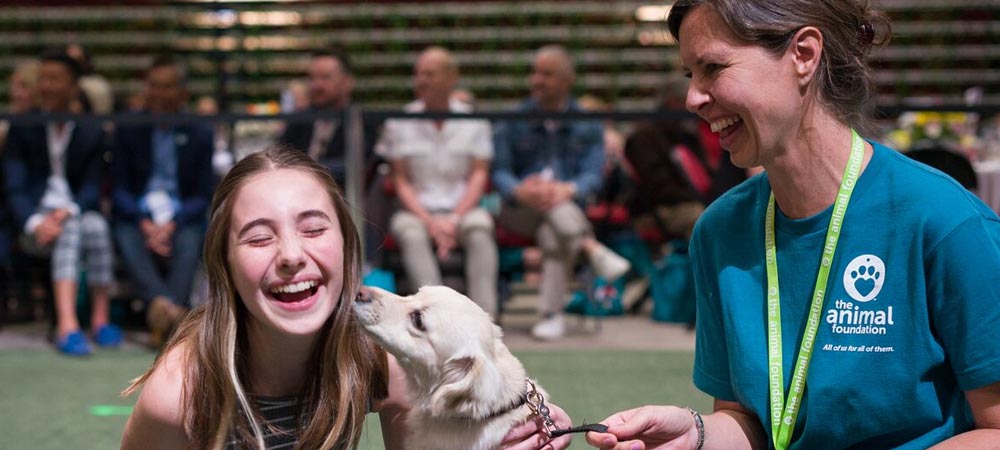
272, 287, 316, 303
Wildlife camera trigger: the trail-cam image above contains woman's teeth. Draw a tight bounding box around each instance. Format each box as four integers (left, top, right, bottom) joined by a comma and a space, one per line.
710, 116, 742, 133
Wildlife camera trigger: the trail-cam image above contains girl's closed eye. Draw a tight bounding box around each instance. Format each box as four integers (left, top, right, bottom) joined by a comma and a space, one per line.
243, 233, 273, 246
300, 219, 331, 237
297, 211, 334, 238
302, 226, 328, 237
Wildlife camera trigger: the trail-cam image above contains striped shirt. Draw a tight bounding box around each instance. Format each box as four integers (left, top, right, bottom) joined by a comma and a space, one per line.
224, 393, 373, 449
226, 396, 302, 450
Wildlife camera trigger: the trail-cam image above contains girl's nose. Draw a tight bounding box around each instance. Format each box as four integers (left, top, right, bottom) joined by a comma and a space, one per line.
277, 238, 306, 274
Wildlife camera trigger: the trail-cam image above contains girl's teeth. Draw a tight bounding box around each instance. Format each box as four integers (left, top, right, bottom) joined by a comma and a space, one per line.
271, 281, 316, 294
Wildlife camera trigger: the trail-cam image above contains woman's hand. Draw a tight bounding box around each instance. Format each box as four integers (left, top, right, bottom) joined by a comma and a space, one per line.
586, 405, 698, 450
499, 401, 573, 450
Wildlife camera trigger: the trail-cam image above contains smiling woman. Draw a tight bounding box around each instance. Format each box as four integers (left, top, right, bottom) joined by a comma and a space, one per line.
586, 1, 1000, 450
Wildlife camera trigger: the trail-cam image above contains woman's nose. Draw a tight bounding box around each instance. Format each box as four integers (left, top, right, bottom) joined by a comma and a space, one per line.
686, 79, 710, 113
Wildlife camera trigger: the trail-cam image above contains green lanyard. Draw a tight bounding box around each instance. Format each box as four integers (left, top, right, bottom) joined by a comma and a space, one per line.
766, 130, 865, 450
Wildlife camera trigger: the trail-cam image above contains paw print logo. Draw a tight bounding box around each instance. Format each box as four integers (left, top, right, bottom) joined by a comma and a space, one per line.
842, 255, 885, 302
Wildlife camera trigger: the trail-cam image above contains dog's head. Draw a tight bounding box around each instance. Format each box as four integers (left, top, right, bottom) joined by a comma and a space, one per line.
353, 285, 526, 419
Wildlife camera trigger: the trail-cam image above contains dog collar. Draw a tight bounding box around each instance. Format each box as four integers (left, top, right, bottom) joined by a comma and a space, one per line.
471, 386, 529, 422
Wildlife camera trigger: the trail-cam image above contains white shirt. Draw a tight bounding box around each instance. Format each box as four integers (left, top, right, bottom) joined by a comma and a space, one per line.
380, 99, 493, 211
308, 118, 339, 160
25, 122, 81, 234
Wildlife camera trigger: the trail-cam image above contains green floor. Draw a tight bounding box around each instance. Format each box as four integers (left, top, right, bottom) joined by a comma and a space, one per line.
0, 349, 710, 450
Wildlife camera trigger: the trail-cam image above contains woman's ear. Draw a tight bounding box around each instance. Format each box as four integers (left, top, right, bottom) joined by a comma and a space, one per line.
790, 26, 823, 87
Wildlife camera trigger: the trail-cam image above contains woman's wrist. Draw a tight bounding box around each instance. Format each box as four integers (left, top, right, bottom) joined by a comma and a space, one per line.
685, 407, 705, 450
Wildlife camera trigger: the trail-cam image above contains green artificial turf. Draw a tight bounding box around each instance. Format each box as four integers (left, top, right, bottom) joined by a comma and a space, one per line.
0, 351, 153, 450
0, 349, 708, 450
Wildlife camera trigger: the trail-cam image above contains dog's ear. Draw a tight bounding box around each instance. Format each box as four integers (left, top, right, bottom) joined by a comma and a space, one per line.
430, 356, 479, 417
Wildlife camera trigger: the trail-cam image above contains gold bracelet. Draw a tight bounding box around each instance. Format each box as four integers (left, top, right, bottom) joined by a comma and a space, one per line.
685, 407, 705, 450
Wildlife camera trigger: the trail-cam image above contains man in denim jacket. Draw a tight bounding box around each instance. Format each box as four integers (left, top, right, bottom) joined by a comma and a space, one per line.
493, 45, 629, 340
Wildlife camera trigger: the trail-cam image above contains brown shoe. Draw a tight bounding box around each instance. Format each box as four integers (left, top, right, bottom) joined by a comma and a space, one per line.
147, 297, 185, 349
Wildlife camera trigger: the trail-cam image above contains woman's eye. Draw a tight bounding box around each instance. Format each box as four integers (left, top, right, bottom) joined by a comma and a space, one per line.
705, 63, 724, 75
409, 310, 426, 332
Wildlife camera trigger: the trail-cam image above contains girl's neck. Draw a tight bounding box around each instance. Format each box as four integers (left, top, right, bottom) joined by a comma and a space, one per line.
245, 324, 321, 397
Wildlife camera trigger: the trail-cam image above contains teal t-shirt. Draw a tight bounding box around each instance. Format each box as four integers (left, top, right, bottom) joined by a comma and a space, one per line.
690, 142, 1000, 449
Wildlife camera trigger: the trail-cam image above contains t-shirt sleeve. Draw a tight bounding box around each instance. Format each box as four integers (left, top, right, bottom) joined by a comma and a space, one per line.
691, 224, 738, 401
472, 120, 494, 161
378, 119, 410, 160
925, 214, 1000, 391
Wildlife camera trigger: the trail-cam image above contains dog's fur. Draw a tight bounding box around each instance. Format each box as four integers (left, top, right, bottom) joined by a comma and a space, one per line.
353, 286, 547, 450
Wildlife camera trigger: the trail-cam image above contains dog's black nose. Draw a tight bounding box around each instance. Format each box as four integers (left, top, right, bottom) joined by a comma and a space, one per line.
356, 286, 374, 303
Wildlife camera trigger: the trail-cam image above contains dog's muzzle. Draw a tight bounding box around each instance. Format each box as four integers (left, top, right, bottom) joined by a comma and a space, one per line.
356, 286, 374, 304
352, 286, 382, 325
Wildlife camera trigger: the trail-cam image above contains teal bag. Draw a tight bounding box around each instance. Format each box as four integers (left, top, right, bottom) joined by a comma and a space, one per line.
565, 275, 625, 317
649, 246, 696, 323
363, 268, 397, 293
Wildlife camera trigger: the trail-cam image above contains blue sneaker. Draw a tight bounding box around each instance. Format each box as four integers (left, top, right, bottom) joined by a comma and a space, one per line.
56, 330, 92, 356
94, 324, 123, 348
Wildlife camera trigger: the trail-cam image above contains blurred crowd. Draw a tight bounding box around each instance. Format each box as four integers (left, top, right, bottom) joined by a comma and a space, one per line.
0, 42, 794, 354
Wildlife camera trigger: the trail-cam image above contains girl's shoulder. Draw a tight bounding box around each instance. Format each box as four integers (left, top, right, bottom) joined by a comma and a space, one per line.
142, 344, 190, 417
121, 344, 192, 449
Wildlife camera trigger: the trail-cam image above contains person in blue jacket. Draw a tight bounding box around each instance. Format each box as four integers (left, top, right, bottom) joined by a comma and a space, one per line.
492, 45, 630, 340
112, 55, 214, 347
587, 1, 1000, 449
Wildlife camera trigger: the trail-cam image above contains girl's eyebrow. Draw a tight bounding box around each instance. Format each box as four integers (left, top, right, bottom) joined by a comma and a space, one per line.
237, 218, 273, 239
298, 210, 332, 222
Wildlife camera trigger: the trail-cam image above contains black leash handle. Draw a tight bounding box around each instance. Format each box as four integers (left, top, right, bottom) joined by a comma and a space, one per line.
549, 423, 609, 438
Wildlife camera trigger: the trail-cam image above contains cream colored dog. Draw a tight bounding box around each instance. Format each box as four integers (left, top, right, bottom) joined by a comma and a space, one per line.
353, 285, 549, 450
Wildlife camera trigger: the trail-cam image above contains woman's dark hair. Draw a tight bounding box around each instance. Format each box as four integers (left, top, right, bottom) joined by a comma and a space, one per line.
667, 0, 891, 134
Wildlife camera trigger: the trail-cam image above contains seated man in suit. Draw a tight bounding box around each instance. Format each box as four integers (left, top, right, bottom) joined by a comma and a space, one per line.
2, 48, 117, 356
274, 49, 378, 190
112, 55, 214, 348
1, 60, 40, 290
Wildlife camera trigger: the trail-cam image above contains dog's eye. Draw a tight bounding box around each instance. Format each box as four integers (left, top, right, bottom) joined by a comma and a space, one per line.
409, 310, 426, 332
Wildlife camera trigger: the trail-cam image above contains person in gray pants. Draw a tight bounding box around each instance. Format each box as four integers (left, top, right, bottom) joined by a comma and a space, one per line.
380, 46, 499, 317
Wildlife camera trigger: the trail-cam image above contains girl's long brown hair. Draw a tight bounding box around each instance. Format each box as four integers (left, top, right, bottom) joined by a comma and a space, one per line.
124, 146, 388, 450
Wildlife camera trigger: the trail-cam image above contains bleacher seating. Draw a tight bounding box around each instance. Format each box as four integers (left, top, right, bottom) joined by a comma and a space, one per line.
0, 0, 997, 112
